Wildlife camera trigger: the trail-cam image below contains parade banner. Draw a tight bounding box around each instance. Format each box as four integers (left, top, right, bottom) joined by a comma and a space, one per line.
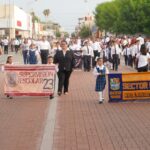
108, 72, 150, 102
4, 65, 56, 96
73, 50, 82, 69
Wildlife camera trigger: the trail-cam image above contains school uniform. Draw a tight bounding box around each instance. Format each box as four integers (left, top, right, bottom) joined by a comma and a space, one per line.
21, 43, 30, 64
93, 65, 109, 103
123, 47, 130, 66
29, 49, 38, 64
111, 44, 120, 71
136, 53, 150, 72
3, 39, 9, 54
82, 45, 94, 71
38, 40, 51, 64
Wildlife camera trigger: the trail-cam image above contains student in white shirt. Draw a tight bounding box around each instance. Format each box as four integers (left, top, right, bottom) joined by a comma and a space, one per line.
82, 40, 94, 72
111, 41, 120, 71
93, 57, 109, 104
38, 36, 51, 64
136, 44, 150, 72
123, 45, 130, 66
3, 37, 9, 54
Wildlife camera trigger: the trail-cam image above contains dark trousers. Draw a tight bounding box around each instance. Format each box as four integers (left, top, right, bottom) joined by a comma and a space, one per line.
22, 50, 29, 64
57, 70, 72, 93
4, 45, 8, 54
124, 55, 129, 66
112, 54, 119, 71
15, 45, 19, 53
93, 50, 100, 67
83, 55, 91, 71
137, 65, 148, 72
40, 50, 49, 64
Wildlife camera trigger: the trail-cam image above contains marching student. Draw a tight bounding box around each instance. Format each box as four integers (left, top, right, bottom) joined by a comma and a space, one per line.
28, 43, 39, 64
136, 44, 150, 72
82, 40, 94, 72
93, 57, 109, 104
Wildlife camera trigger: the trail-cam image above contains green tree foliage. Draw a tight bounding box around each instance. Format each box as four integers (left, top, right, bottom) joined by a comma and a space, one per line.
95, 0, 150, 35
79, 26, 92, 38
55, 31, 61, 38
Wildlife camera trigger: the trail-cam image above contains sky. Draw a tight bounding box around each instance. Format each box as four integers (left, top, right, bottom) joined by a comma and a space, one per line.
1, 0, 110, 33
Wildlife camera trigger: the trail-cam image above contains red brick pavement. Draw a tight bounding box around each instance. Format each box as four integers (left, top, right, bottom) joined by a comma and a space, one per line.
53, 65, 150, 150
0, 73, 50, 150
0, 63, 150, 150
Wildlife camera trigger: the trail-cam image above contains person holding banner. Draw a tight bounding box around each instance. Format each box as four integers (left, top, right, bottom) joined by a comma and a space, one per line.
47, 55, 58, 99
54, 40, 75, 96
93, 57, 109, 104
6, 55, 13, 99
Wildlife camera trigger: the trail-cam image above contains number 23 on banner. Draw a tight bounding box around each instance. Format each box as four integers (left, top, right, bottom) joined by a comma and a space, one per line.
43, 79, 54, 90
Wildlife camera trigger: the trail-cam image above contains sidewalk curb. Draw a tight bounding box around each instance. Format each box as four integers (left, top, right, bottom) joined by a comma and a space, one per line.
40, 78, 58, 150
40, 96, 57, 150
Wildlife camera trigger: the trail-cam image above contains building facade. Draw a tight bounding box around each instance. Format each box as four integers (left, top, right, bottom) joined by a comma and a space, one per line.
0, 5, 32, 39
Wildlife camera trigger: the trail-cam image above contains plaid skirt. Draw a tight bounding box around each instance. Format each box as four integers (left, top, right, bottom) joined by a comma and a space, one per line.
95, 76, 106, 91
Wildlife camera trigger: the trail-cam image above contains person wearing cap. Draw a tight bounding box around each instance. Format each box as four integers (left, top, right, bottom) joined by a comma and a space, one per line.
82, 40, 94, 72
93, 57, 109, 104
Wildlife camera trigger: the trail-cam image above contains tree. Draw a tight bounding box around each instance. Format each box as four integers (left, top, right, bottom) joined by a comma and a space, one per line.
55, 31, 61, 38
79, 26, 92, 38
30, 11, 40, 38
43, 9, 50, 30
94, 0, 150, 35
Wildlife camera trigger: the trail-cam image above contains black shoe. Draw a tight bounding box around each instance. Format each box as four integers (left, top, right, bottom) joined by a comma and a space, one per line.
9, 96, 13, 99
58, 92, 62, 96
99, 101, 103, 104
50, 95, 54, 99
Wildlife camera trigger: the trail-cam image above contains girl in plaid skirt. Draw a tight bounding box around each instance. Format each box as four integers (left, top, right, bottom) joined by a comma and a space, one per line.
93, 57, 109, 104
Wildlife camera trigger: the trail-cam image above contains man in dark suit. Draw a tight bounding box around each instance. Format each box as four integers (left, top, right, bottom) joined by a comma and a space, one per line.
54, 40, 75, 96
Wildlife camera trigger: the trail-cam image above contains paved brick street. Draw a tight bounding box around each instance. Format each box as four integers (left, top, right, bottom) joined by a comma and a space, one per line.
0, 54, 150, 150
52, 65, 150, 150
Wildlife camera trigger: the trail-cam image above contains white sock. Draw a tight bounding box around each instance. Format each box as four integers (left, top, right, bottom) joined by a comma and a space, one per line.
98, 92, 103, 102
102, 92, 104, 99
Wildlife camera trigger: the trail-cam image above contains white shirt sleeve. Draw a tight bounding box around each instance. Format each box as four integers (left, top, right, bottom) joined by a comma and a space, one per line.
93, 67, 100, 76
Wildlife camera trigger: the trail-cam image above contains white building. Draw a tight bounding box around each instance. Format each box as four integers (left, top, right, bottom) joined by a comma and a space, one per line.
0, 4, 32, 39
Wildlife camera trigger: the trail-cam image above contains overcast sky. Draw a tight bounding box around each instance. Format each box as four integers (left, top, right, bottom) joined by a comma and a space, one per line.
2, 0, 110, 33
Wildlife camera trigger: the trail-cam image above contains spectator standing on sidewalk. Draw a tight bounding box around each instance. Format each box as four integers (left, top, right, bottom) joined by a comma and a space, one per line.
38, 36, 51, 64
3, 37, 9, 54
93, 57, 109, 104
54, 40, 75, 96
